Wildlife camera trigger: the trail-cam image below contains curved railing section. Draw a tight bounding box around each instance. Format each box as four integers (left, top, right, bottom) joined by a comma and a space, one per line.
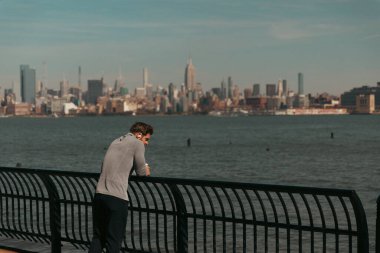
0, 167, 370, 253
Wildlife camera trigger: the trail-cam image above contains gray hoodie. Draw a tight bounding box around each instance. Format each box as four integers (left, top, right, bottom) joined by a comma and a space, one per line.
96, 133, 146, 201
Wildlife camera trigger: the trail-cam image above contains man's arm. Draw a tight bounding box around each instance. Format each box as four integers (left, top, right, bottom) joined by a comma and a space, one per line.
134, 142, 148, 176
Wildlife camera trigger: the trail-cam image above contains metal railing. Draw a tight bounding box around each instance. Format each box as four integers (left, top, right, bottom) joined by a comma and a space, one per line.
0, 166, 371, 253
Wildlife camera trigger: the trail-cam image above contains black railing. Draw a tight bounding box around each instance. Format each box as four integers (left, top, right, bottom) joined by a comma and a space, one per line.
0, 167, 371, 253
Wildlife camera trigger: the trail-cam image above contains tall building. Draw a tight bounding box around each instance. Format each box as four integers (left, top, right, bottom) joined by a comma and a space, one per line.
87, 79, 104, 104
227, 76, 233, 99
277, 79, 283, 97
143, 68, 148, 88
184, 58, 195, 91
168, 83, 175, 105
266, 84, 276, 97
298, 73, 304, 95
253, 84, 260, 96
282, 80, 288, 97
221, 79, 226, 99
20, 65, 36, 103
60, 79, 69, 97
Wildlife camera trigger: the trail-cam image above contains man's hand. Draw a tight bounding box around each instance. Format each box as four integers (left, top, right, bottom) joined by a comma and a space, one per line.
145, 164, 151, 176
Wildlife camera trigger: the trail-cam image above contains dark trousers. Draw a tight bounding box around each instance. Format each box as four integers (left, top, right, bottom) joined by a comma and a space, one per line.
89, 193, 129, 253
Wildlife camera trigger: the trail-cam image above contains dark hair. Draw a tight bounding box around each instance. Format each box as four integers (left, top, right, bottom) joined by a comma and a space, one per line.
130, 122, 154, 135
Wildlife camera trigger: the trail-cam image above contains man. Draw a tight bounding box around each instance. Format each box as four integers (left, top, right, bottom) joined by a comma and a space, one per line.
89, 122, 153, 253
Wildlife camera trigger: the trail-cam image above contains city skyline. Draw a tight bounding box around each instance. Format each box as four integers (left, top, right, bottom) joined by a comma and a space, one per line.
0, 0, 379, 95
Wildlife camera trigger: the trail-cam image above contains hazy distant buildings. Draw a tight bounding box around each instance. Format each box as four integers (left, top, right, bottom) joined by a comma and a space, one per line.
184, 58, 195, 91
60, 79, 69, 97
277, 80, 283, 97
253, 84, 260, 97
266, 84, 276, 97
20, 65, 36, 103
87, 79, 104, 104
298, 73, 304, 95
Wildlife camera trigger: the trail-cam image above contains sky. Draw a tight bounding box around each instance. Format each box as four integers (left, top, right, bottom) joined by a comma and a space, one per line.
0, 0, 379, 95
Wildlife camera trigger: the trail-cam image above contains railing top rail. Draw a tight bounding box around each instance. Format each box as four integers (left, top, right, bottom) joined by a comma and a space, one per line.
0, 166, 357, 197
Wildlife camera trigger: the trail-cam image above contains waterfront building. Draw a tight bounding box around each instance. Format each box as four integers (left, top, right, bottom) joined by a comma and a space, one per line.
266, 84, 276, 97
298, 73, 304, 95
20, 65, 36, 103
87, 79, 104, 105
221, 79, 226, 99
135, 87, 146, 99
355, 94, 375, 114
341, 84, 380, 111
184, 58, 195, 91
253, 84, 260, 97
6, 103, 31, 116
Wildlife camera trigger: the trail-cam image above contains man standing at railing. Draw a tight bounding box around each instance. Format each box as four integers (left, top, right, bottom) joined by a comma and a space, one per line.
89, 122, 153, 253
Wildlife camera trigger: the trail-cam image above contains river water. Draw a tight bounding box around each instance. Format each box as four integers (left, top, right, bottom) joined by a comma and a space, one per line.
0, 115, 378, 250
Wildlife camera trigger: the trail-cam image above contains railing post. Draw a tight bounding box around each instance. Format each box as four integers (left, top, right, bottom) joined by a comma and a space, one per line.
351, 191, 369, 253
377, 195, 380, 253
38, 173, 61, 253
168, 184, 188, 253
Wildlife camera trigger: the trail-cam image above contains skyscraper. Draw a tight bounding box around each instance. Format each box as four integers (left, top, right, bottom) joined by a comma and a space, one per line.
266, 84, 276, 97
253, 84, 260, 96
184, 58, 195, 91
277, 79, 283, 97
298, 73, 304, 95
282, 80, 287, 97
227, 76, 233, 99
87, 79, 104, 105
20, 65, 36, 103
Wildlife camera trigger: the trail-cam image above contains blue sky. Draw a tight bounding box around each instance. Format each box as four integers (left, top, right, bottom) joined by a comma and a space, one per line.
0, 0, 379, 95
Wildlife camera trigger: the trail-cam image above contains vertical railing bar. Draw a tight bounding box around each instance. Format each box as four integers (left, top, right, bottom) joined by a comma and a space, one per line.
193, 186, 207, 253
129, 182, 144, 252
29, 173, 50, 243
325, 195, 339, 253
312, 194, 327, 253
182, 184, 197, 253
275, 192, 290, 253
135, 180, 153, 252
61, 175, 80, 244
289, 193, 303, 253
211, 187, 226, 253
37, 172, 61, 253
242, 189, 257, 253
72, 176, 88, 244
79, 177, 95, 246
168, 183, 188, 253
349, 191, 369, 253
125, 190, 134, 252
376, 195, 380, 253
152, 182, 170, 253
338, 196, 352, 253
201, 185, 217, 253
10, 172, 30, 241
300, 194, 314, 253
264, 191, 279, 253
16, 172, 36, 242
53, 175, 70, 242
0, 172, 13, 238
221, 187, 237, 253
231, 188, 246, 253
253, 190, 268, 253
162, 183, 177, 252
142, 181, 161, 253
3, 172, 23, 240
